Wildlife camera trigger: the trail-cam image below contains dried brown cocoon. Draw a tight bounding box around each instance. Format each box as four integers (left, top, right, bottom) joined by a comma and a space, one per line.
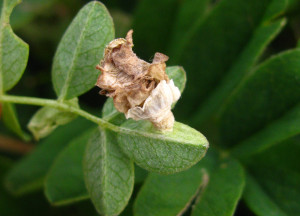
96, 30, 180, 131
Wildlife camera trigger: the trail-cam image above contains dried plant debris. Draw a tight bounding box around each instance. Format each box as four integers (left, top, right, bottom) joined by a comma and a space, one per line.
96, 30, 180, 131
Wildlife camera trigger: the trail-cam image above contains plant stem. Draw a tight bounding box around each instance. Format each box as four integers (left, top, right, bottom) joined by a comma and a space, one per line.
0, 95, 120, 132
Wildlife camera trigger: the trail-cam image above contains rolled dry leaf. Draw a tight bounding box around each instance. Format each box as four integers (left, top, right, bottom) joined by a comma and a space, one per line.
96, 30, 180, 131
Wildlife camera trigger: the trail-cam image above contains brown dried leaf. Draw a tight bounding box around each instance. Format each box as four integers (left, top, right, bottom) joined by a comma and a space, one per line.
96, 30, 180, 131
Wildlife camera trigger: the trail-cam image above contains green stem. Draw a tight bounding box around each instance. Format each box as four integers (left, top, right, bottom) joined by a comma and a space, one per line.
0, 95, 120, 132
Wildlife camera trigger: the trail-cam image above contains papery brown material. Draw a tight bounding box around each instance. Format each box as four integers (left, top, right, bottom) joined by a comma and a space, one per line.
96, 30, 179, 131
147, 53, 169, 82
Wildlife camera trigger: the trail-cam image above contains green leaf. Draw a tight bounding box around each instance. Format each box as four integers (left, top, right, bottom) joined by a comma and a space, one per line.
243, 174, 287, 216
134, 165, 148, 184
27, 98, 79, 140
231, 103, 300, 158
102, 97, 118, 118
191, 157, 245, 216
219, 49, 300, 146
0, 157, 69, 216
192, 18, 286, 125
0, 157, 22, 216
0, 0, 29, 92
167, 0, 211, 59
0, 157, 30, 216
5, 117, 93, 195
133, 149, 243, 216
102, 98, 126, 125
2, 103, 29, 140
262, 0, 290, 21
0, 0, 29, 139
45, 132, 145, 206
110, 9, 132, 38
45, 129, 95, 205
52, 1, 114, 100
10, 0, 56, 29
173, 0, 280, 120
84, 128, 134, 216
131, 0, 178, 58
134, 163, 207, 216
166, 66, 186, 94
117, 120, 209, 174
243, 138, 300, 215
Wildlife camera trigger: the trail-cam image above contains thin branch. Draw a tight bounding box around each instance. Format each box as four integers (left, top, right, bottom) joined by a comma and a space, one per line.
0, 95, 120, 132
0, 134, 34, 154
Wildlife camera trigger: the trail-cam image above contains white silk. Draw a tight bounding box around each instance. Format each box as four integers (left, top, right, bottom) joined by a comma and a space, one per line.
126, 80, 180, 130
